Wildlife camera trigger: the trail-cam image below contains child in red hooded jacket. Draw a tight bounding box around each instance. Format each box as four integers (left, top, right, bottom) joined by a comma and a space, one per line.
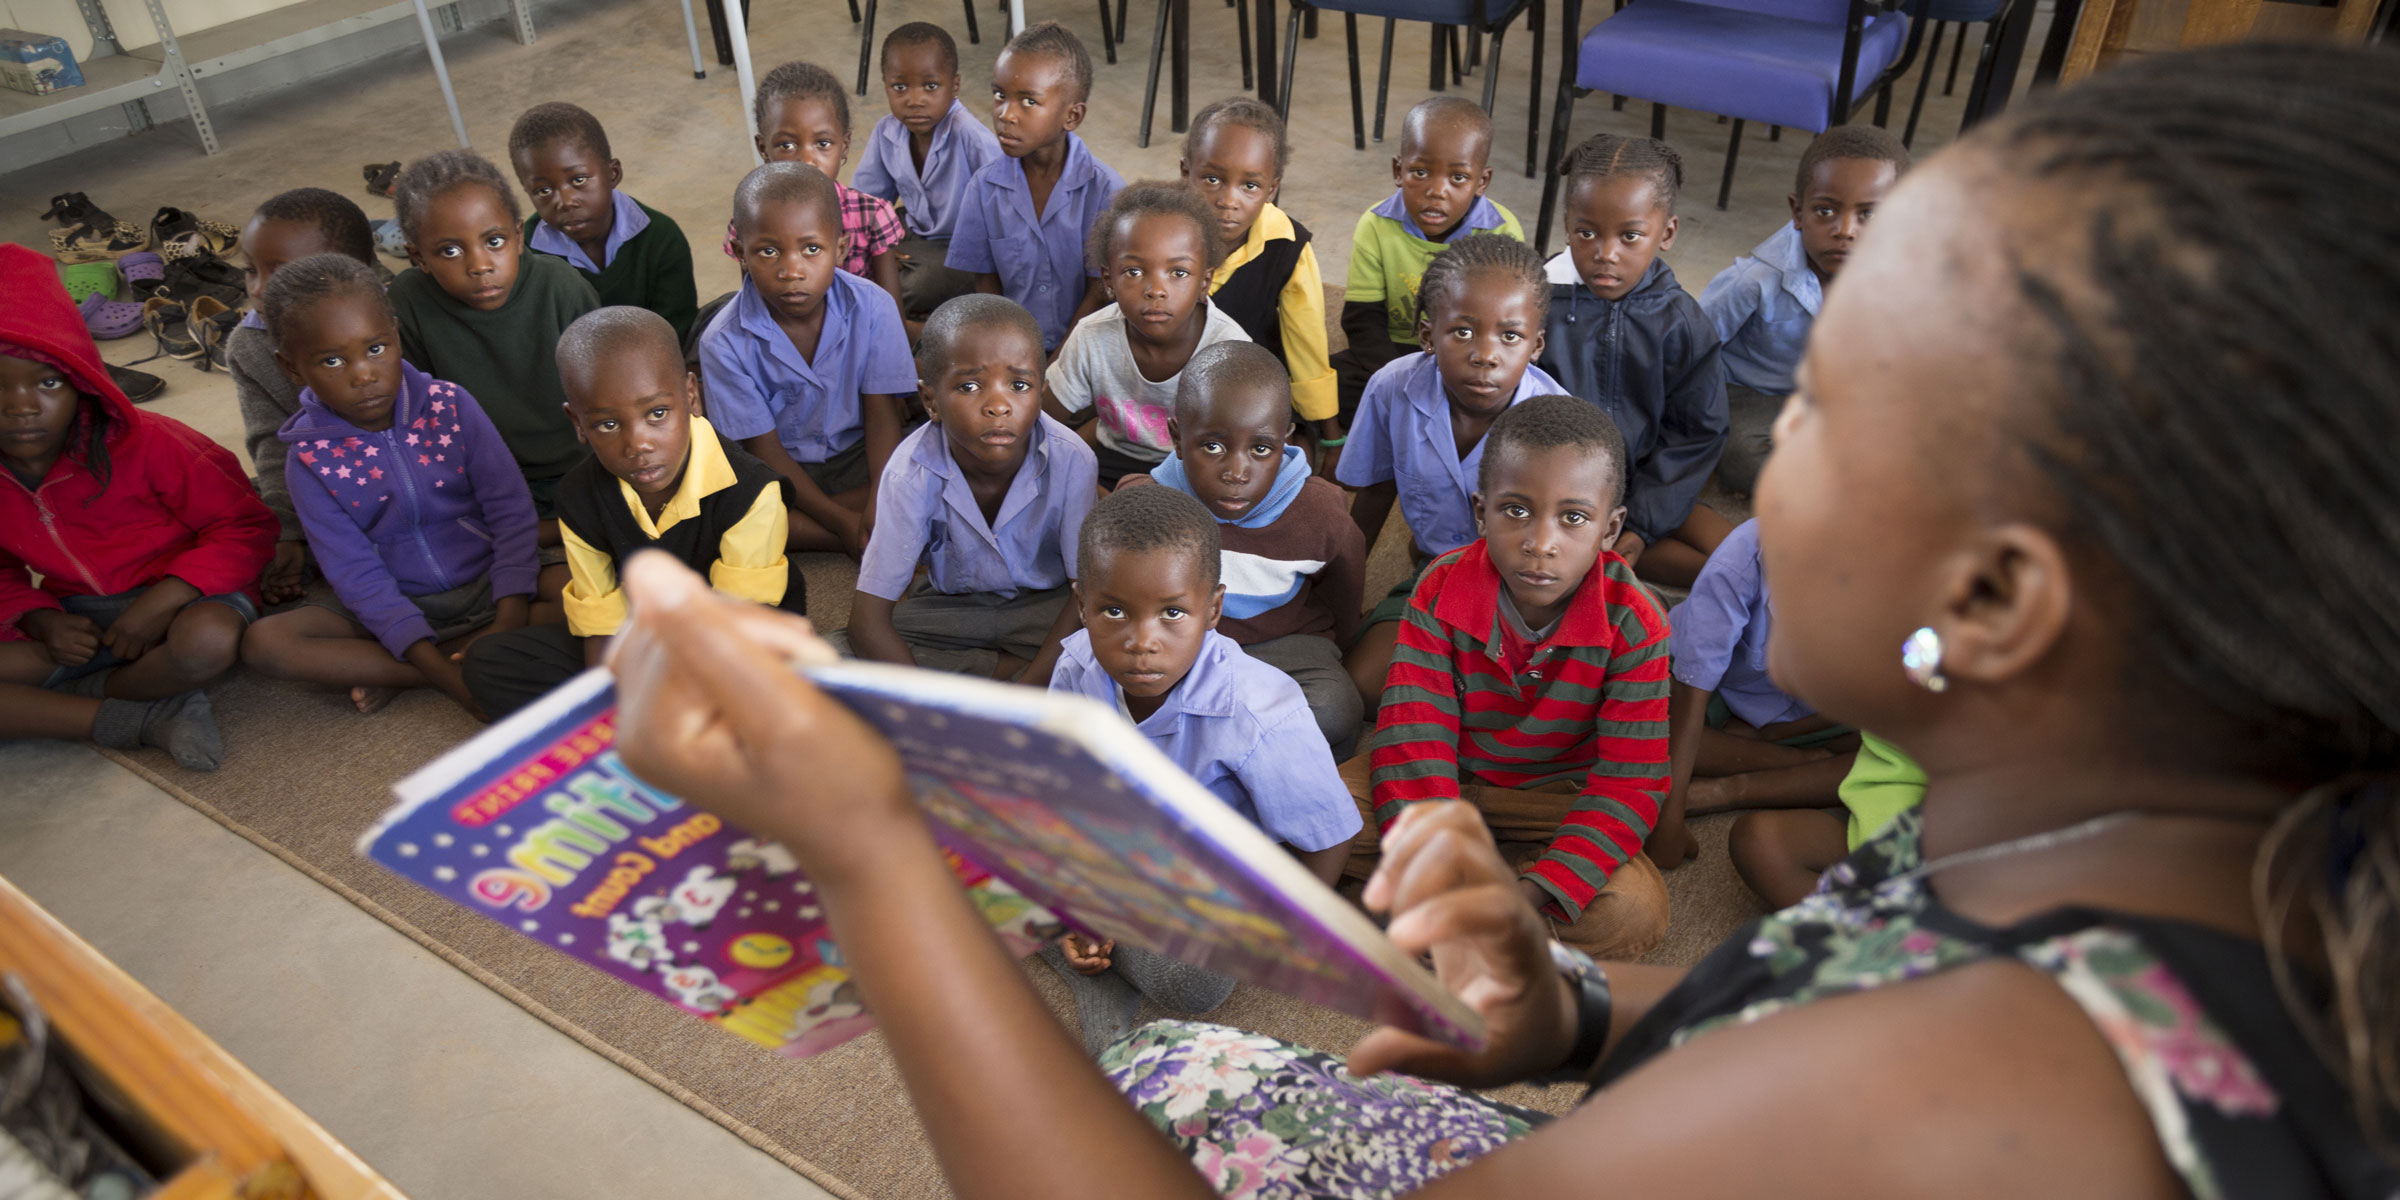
0, 243, 276, 770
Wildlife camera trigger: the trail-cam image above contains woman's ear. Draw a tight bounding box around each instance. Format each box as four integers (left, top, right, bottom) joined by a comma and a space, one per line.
1928, 523, 2074, 688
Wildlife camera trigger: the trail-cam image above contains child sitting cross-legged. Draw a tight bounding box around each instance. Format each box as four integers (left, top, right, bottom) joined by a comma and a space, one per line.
389, 150, 600, 597
1336, 233, 1564, 706
239, 255, 545, 717
1043, 484, 1361, 1054
699, 163, 915, 558
0, 243, 276, 770
1344, 394, 1671, 960
947, 22, 1126, 354
1119, 342, 1366, 756
1700, 126, 1908, 497
508, 101, 700, 342
1330, 95, 1524, 424
838, 295, 1095, 684
1645, 516, 1861, 867
741, 61, 908, 316
231, 187, 382, 606
1045, 182, 1251, 487
850, 21, 1004, 327
1729, 732, 1923, 908
1539, 133, 1732, 588
1178, 98, 1341, 459
463, 308, 802, 719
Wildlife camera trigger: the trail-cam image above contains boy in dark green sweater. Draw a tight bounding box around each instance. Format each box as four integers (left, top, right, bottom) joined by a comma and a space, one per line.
389, 150, 601, 598
508, 102, 701, 343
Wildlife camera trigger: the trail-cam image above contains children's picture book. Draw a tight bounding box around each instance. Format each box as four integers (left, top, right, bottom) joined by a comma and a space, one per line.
363, 663, 1485, 1059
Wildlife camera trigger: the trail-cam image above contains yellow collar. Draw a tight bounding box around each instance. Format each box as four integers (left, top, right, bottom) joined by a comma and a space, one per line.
617, 415, 739, 537
1213, 202, 1297, 285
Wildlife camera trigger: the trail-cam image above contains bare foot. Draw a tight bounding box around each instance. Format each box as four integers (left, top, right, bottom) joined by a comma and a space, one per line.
352, 685, 399, 714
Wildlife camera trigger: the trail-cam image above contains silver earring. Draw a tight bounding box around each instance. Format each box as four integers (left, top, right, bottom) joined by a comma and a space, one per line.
1902, 627, 1948, 693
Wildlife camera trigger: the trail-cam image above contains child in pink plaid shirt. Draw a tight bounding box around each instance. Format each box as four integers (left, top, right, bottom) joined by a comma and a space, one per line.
724, 60, 907, 315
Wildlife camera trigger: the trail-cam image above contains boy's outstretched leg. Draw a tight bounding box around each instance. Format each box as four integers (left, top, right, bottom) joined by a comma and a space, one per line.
1728, 808, 1848, 909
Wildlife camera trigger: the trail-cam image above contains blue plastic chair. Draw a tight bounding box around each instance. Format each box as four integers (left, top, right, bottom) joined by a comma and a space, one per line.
1533, 0, 1925, 243
1274, 0, 1547, 175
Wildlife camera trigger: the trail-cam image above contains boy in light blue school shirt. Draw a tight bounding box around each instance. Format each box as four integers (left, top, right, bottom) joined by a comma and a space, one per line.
1699, 222, 1817, 400
697, 266, 916, 500
853, 99, 1002, 245
856, 411, 1095, 603
947, 131, 1124, 352
1668, 518, 1812, 729
1333, 350, 1567, 559
852, 23, 1006, 323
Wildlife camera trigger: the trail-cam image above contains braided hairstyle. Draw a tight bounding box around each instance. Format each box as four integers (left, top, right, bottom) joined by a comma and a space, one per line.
391, 150, 520, 244
508, 100, 611, 162
754, 60, 849, 138
1184, 96, 1291, 176
1558, 132, 1683, 211
262, 252, 391, 349
1973, 42, 2400, 1145
1415, 232, 1549, 329
1086, 180, 1225, 274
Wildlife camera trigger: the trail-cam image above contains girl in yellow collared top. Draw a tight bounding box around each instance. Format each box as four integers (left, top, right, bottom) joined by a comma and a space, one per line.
1179, 99, 1343, 465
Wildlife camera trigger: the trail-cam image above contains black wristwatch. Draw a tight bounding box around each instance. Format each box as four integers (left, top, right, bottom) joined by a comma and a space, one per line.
1545, 941, 1614, 1082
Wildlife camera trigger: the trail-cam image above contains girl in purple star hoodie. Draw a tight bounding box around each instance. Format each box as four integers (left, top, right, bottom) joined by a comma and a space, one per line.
239, 254, 544, 717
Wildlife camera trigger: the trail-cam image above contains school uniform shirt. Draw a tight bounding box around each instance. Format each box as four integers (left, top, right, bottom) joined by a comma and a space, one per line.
555, 416, 798, 637
1369, 540, 1671, 921
1046, 301, 1251, 463
1135, 447, 1365, 645
1342, 191, 1522, 349
856, 413, 1098, 601
1051, 629, 1362, 853
945, 132, 1126, 350
391, 255, 599, 493
697, 270, 915, 466
1207, 203, 1337, 423
280, 362, 541, 658
1698, 223, 1820, 396
1667, 518, 1812, 728
1539, 257, 1729, 546
0, 244, 274, 634
850, 103, 1004, 242
1334, 351, 1567, 558
523, 191, 701, 343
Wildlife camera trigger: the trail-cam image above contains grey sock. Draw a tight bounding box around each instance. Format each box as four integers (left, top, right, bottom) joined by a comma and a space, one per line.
1111, 946, 1236, 1016
90, 691, 223, 771
1038, 944, 1142, 1057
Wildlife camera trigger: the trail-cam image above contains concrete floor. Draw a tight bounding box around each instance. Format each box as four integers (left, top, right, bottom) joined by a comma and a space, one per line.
0, 0, 2027, 1194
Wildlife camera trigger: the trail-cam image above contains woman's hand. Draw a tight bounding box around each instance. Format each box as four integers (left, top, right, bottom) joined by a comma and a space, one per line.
1346, 801, 1576, 1090
606, 552, 918, 885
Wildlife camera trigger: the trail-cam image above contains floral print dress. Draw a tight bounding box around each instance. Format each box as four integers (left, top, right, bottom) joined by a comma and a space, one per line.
1104, 811, 2396, 1200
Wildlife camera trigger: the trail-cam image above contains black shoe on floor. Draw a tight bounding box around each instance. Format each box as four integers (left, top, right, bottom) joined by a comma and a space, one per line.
108, 362, 165, 404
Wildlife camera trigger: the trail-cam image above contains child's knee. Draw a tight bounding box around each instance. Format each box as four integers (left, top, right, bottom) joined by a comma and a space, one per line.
165, 605, 244, 680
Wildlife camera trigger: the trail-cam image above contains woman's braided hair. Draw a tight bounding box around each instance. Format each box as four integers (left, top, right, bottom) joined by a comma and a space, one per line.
1979, 42, 2400, 1144
1415, 232, 1549, 327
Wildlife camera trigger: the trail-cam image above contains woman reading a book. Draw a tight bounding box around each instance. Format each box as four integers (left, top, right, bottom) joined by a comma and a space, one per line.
605, 44, 2400, 1200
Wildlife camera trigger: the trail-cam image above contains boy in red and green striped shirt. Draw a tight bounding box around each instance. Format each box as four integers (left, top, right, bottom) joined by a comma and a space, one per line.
1344, 395, 1673, 958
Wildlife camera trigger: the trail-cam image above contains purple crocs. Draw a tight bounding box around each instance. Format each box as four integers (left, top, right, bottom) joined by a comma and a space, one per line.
81, 289, 147, 340
119, 250, 165, 288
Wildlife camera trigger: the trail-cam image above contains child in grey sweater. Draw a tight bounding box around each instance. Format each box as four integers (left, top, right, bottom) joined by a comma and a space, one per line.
230, 187, 384, 604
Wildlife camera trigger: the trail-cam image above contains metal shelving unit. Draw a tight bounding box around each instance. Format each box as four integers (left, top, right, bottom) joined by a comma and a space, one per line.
0, 0, 532, 155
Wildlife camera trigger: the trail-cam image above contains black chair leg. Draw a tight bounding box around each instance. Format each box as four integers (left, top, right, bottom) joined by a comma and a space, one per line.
1717, 118, 1743, 209
1479, 24, 1504, 112
1140, 0, 1171, 146
848, 0, 859, 20
1651, 102, 1665, 140
1466, 26, 1481, 73
1347, 11, 1366, 150
1304, 5, 1318, 35
1534, 18, 1579, 251
1872, 78, 1893, 125
1278, 2, 1304, 121
1098, 0, 1118, 63
1429, 25, 1446, 90
1372, 17, 1395, 141
1119, 0, 1131, 42
855, 0, 877, 95
962, 0, 980, 42
1769, 124, 1781, 140
1237, 0, 1253, 89
1613, 94, 1626, 110
1945, 19, 1969, 94
1902, 20, 1944, 146
1448, 26, 1464, 84
1525, 0, 1544, 176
